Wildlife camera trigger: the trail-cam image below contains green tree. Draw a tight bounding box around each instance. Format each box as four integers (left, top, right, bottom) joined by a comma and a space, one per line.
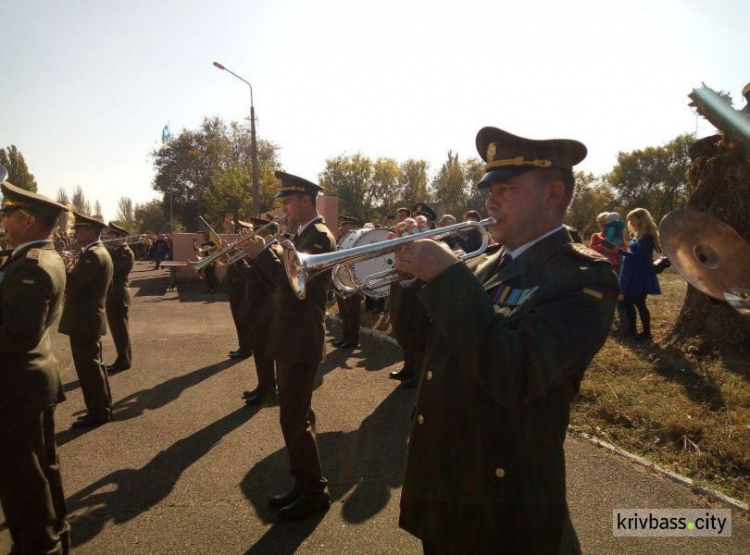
398, 159, 429, 209
566, 172, 617, 238
135, 199, 173, 233
370, 157, 401, 222
151, 117, 282, 231
319, 153, 375, 223
607, 134, 695, 222
0, 145, 37, 192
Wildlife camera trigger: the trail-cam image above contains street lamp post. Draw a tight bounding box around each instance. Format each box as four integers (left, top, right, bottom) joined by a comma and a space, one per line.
213, 61, 260, 217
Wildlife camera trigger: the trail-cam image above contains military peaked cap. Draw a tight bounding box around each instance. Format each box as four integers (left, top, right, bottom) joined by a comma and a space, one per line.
273, 171, 324, 199
107, 222, 130, 236
475, 127, 587, 188
72, 211, 107, 231
0, 178, 69, 218
412, 202, 436, 221
339, 215, 360, 227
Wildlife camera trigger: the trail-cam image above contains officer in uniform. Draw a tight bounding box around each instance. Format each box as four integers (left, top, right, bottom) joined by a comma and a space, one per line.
104, 222, 135, 373
0, 175, 71, 554
237, 217, 279, 406
387, 202, 436, 389
412, 202, 437, 229
225, 220, 253, 360
242, 171, 336, 520
332, 215, 362, 349
59, 212, 114, 428
394, 127, 619, 553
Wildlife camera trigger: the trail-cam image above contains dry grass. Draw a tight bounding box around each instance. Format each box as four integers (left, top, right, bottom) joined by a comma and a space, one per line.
333, 269, 750, 505
571, 269, 750, 505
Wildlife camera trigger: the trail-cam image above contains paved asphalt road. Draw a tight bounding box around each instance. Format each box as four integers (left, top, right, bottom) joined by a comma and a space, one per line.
2, 262, 748, 554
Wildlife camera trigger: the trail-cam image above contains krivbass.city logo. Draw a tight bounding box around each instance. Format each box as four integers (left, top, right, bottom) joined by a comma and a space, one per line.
613, 509, 732, 537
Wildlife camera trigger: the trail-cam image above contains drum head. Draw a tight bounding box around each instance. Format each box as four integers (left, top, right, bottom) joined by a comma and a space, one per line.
339, 228, 392, 298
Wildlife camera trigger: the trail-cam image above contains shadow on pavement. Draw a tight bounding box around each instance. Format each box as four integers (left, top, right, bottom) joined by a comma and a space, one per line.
240, 388, 413, 552
66, 406, 254, 548
111, 359, 239, 422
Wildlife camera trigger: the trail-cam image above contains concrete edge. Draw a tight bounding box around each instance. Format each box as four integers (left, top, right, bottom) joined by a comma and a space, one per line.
326, 311, 749, 514
568, 429, 749, 513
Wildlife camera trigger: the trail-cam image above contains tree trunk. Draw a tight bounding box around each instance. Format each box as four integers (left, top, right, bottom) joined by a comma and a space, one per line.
667, 134, 750, 352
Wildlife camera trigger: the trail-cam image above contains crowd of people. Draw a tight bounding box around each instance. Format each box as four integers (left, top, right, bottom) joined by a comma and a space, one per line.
2, 123, 670, 553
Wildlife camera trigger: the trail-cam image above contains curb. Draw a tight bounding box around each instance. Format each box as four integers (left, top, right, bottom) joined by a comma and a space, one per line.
568, 428, 748, 513
326, 312, 749, 514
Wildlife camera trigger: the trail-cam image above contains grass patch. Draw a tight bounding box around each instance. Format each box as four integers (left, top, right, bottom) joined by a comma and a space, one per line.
571, 269, 750, 505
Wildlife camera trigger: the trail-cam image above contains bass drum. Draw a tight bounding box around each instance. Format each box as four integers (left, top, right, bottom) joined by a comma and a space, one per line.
335, 228, 392, 298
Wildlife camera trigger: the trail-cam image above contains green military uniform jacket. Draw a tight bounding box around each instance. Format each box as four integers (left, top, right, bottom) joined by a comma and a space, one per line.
106, 244, 134, 309
251, 219, 336, 364
0, 242, 67, 414
399, 228, 619, 552
59, 243, 113, 337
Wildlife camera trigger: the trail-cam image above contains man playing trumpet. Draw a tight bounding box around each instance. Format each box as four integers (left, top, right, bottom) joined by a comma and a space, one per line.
394, 127, 619, 553
242, 171, 336, 520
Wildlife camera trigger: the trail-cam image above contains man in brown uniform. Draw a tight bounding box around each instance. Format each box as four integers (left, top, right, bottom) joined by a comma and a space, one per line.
237, 217, 279, 406
387, 202, 436, 389
243, 171, 336, 520
225, 221, 253, 360
332, 215, 362, 349
0, 175, 71, 554
59, 212, 114, 428
395, 127, 618, 553
104, 222, 135, 373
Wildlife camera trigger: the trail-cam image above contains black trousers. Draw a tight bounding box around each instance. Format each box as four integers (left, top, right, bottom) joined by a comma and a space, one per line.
276, 361, 326, 493
106, 305, 132, 369
623, 294, 650, 335
248, 322, 275, 392
335, 293, 362, 344
229, 294, 253, 353
70, 335, 112, 420
0, 406, 70, 555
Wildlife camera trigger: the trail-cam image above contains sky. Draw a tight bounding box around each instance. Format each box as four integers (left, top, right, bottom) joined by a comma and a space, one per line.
1, 0, 748, 222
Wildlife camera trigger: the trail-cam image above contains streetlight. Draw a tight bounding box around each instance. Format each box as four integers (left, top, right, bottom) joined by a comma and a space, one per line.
213, 61, 260, 217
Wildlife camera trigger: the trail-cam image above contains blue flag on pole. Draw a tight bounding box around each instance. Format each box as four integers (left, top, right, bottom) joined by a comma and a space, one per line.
161, 124, 171, 144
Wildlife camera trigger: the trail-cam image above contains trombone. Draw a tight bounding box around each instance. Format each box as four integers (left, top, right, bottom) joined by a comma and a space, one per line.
190, 216, 287, 273
280, 217, 495, 299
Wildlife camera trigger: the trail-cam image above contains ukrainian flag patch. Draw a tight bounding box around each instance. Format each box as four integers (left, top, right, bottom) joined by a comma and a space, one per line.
583, 286, 604, 299
22, 279, 36, 285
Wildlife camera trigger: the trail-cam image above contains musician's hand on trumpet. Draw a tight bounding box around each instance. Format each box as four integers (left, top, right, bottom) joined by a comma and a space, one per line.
394, 238, 460, 283
241, 233, 268, 260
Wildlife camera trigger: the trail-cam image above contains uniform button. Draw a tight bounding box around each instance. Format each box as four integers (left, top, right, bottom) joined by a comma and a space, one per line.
417, 415, 425, 425
495, 467, 505, 478
425, 371, 434, 381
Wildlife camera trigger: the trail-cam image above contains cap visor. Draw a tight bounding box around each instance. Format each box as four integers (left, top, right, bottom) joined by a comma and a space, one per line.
476, 166, 536, 188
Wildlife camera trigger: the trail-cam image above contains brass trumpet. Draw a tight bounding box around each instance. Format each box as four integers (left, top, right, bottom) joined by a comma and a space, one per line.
280, 218, 495, 300
190, 216, 287, 272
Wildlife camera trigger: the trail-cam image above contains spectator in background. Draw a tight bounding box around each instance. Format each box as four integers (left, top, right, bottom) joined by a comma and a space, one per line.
619, 208, 661, 341
590, 212, 628, 329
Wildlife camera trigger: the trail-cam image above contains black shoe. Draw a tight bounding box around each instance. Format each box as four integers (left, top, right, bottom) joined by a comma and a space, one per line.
389, 369, 413, 381
337, 341, 358, 349
633, 332, 653, 342
268, 488, 301, 509
401, 377, 418, 389
242, 388, 258, 399
106, 364, 131, 373
331, 339, 346, 347
71, 414, 110, 428
245, 389, 276, 406
229, 349, 252, 359
277, 492, 331, 520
